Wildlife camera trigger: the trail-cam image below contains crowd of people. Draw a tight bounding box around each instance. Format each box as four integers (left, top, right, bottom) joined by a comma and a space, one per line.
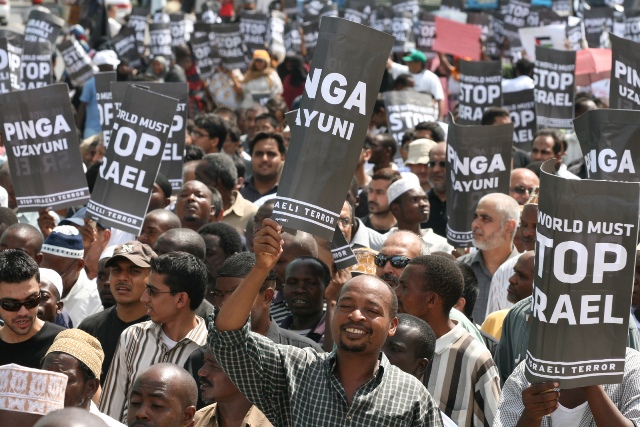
0, 0, 639, 426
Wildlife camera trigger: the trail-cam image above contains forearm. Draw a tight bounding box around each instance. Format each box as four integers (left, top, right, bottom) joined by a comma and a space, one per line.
515, 413, 543, 427
215, 265, 271, 331
322, 300, 336, 352
437, 99, 445, 121
585, 385, 634, 427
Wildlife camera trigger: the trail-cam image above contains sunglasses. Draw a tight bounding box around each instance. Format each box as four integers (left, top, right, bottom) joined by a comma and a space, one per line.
511, 185, 537, 195
374, 254, 411, 268
427, 161, 446, 168
0, 294, 41, 312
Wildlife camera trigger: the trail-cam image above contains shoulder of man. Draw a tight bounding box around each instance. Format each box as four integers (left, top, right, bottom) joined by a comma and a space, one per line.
77, 306, 113, 332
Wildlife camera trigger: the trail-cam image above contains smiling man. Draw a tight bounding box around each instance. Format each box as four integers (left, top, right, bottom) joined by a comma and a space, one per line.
209, 218, 443, 426
0, 250, 64, 368
100, 252, 208, 423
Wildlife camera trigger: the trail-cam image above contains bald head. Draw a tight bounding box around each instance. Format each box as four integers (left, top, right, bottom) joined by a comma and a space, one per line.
0, 223, 44, 262
153, 228, 206, 259
138, 209, 182, 248
34, 408, 108, 427
147, 209, 182, 229
382, 230, 428, 258
509, 168, 539, 205
133, 363, 198, 409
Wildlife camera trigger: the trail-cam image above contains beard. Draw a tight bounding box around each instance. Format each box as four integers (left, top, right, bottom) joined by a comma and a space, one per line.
337, 337, 367, 353
473, 225, 508, 251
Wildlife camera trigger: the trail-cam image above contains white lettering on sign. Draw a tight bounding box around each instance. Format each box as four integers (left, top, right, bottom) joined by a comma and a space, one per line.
532, 287, 624, 325
4, 115, 71, 141
584, 148, 635, 174
305, 68, 367, 115
447, 144, 506, 175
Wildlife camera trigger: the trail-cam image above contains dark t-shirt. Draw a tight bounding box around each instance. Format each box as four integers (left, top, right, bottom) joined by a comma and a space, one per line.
78, 306, 149, 385
0, 321, 65, 368
422, 189, 447, 238
361, 214, 393, 235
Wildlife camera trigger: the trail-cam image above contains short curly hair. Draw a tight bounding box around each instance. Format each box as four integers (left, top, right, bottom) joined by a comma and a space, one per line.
197, 222, 243, 258
406, 255, 463, 314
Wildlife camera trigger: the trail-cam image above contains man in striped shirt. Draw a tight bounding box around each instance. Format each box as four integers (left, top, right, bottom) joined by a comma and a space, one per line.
396, 255, 501, 427
99, 252, 209, 423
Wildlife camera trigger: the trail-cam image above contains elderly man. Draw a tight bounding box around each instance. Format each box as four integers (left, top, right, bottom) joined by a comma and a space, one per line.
509, 169, 539, 205
458, 194, 520, 324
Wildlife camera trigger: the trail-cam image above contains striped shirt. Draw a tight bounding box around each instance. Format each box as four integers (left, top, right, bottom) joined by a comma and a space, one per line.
424, 323, 501, 427
209, 318, 444, 427
99, 317, 208, 423
494, 348, 640, 427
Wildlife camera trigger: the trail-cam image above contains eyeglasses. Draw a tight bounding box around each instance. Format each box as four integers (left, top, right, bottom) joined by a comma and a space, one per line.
374, 254, 411, 269
337, 218, 352, 227
0, 294, 41, 312
145, 286, 175, 297
510, 186, 537, 196
427, 161, 446, 168
190, 130, 209, 138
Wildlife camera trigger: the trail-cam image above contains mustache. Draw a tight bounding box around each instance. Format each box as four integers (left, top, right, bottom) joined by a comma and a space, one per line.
342, 322, 371, 334
199, 377, 212, 387
129, 422, 151, 427
380, 274, 398, 285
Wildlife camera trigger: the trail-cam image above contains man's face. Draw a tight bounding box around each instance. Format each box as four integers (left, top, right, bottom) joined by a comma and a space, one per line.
332, 277, 397, 355
203, 234, 229, 286
109, 258, 149, 307
531, 135, 555, 162
492, 115, 511, 125
471, 200, 509, 251
427, 144, 446, 193
395, 189, 429, 224
251, 138, 284, 182
211, 276, 243, 309
408, 163, 429, 187
40, 254, 81, 293
175, 181, 213, 227
140, 271, 178, 324
633, 252, 640, 307
507, 253, 535, 303
42, 352, 93, 408
509, 172, 539, 205
97, 258, 115, 308
376, 235, 421, 288
197, 350, 239, 405
0, 277, 40, 339
127, 371, 189, 427
0, 231, 40, 262
368, 179, 391, 214
255, 118, 276, 133
37, 280, 60, 323
519, 204, 537, 251
337, 202, 353, 242
191, 127, 218, 154
382, 324, 423, 378
283, 260, 325, 319
406, 60, 423, 74
138, 214, 173, 249
148, 183, 168, 212
395, 264, 430, 319
244, 110, 258, 138
368, 136, 386, 164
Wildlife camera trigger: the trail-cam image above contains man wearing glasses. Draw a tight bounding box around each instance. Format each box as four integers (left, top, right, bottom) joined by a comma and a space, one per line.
0, 249, 64, 368
508, 169, 539, 205
191, 113, 228, 155
100, 252, 208, 424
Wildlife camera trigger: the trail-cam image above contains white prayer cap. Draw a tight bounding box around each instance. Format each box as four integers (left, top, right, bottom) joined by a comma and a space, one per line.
0, 364, 67, 416
387, 173, 422, 204
38, 268, 63, 299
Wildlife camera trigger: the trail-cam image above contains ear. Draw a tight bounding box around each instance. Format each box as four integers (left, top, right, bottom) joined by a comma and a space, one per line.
236, 176, 245, 191
176, 292, 191, 310
85, 378, 100, 400
505, 219, 516, 236
388, 316, 398, 337
263, 288, 275, 305
35, 253, 43, 265
363, 149, 372, 162
390, 202, 400, 218
56, 301, 63, 314
102, 228, 112, 244
453, 297, 466, 313
414, 357, 429, 379
183, 405, 196, 426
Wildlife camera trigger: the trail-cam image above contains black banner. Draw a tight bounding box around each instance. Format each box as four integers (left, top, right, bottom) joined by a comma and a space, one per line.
534, 46, 575, 130
445, 121, 513, 247
500, 0, 531, 47
20, 39, 51, 90
213, 23, 249, 71
169, 13, 186, 46
0, 31, 22, 93
267, 12, 287, 57
24, 10, 64, 49
526, 160, 639, 388
272, 18, 394, 241
344, 0, 371, 24
240, 11, 268, 53
57, 39, 94, 87
370, 6, 393, 34
415, 12, 436, 56
583, 7, 614, 48
284, 21, 303, 55
457, 60, 502, 125
149, 23, 172, 58
391, 11, 415, 54
575, 109, 640, 181
624, 14, 640, 43
191, 23, 219, 79
610, 33, 640, 110
95, 72, 117, 147
301, 19, 320, 60
0, 83, 90, 211
87, 85, 178, 234
127, 8, 149, 56
111, 27, 142, 70
566, 17, 586, 51
503, 89, 537, 150
112, 82, 188, 192
330, 226, 358, 270
383, 90, 438, 148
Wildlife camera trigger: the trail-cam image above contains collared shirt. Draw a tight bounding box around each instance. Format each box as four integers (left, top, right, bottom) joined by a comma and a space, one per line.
99, 317, 208, 422
494, 349, 640, 427
240, 177, 278, 203
494, 296, 640, 385
90, 401, 126, 427
383, 227, 453, 254
458, 247, 520, 324
62, 269, 103, 326
208, 318, 444, 427
423, 323, 501, 427
222, 191, 258, 234
194, 403, 273, 427
350, 217, 385, 251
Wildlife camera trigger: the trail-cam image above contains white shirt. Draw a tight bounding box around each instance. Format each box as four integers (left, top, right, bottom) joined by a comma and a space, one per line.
550, 402, 589, 426
389, 62, 445, 100
61, 269, 103, 326
485, 255, 519, 318
501, 76, 535, 93
90, 401, 126, 427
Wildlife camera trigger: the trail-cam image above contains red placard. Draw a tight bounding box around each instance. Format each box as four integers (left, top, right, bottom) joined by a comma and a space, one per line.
432, 17, 482, 61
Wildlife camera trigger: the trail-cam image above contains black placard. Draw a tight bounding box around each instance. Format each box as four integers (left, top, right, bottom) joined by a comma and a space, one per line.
534, 46, 575, 130
457, 60, 502, 125
503, 89, 537, 150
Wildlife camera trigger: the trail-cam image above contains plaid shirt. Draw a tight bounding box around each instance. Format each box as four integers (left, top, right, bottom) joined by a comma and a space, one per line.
208, 317, 444, 427
494, 348, 640, 427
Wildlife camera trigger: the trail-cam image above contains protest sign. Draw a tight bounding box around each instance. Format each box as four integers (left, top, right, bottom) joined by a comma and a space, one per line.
467, 12, 497, 57
191, 23, 218, 79
24, 10, 64, 48
0, 83, 90, 211
370, 5, 393, 34
574, 109, 640, 181
284, 21, 303, 55
213, 23, 248, 71
525, 160, 639, 388
445, 121, 513, 247
20, 39, 52, 90
95, 72, 117, 148
272, 18, 394, 241
267, 12, 287, 57
534, 46, 575, 130
583, 7, 614, 48
624, 14, 640, 42
111, 27, 142, 70
457, 60, 502, 125
383, 90, 438, 148
87, 85, 178, 234
57, 39, 93, 87
566, 16, 586, 51
301, 19, 320, 60
432, 17, 482, 61
319, 4, 339, 17
344, 0, 371, 24
169, 13, 186, 46
0, 31, 22, 93
112, 82, 187, 193
518, 25, 567, 62
499, 0, 531, 47
392, 0, 418, 15
391, 11, 415, 53
415, 12, 436, 56
149, 23, 172, 57
503, 89, 537, 150
553, 0, 572, 15
127, 8, 149, 56
240, 11, 268, 53
283, 0, 298, 16
330, 227, 358, 270
610, 33, 640, 110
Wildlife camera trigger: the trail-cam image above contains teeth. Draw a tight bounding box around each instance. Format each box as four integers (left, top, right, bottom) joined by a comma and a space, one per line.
345, 328, 365, 334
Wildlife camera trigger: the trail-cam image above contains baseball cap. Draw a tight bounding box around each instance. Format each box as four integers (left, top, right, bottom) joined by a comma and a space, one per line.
405, 139, 437, 165
93, 49, 120, 68
402, 49, 427, 64
105, 241, 156, 268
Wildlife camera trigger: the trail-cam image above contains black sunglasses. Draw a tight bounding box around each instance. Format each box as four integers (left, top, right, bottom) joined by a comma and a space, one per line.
511, 185, 536, 195
0, 294, 41, 312
427, 161, 446, 168
374, 254, 411, 268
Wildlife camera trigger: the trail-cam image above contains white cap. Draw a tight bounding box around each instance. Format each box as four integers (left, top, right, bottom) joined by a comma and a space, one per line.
387, 173, 422, 204
0, 364, 67, 416
93, 50, 120, 68
39, 268, 63, 299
